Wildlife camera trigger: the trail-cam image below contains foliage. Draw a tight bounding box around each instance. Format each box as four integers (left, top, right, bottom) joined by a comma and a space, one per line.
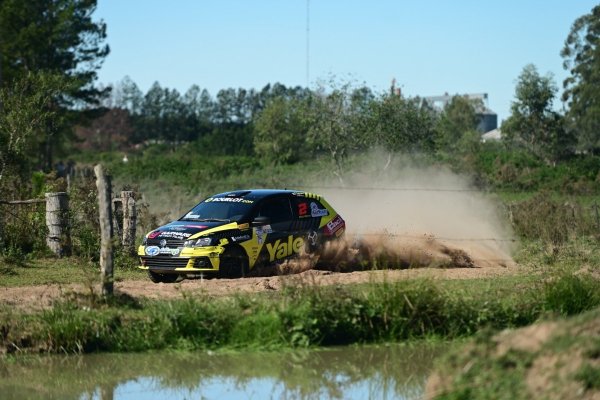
501, 64, 572, 164
364, 94, 437, 156
254, 97, 309, 164
298, 83, 375, 178
508, 193, 596, 245
544, 272, 599, 316
0, 0, 109, 170
0, 0, 108, 103
561, 4, 600, 154
435, 95, 481, 155
0, 72, 68, 182
0, 271, 598, 354
576, 364, 600, 391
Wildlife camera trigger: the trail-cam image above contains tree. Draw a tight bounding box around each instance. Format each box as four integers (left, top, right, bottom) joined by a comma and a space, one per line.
74, 108, 132, 151
363, 93, 437, 162
502, 64, 572, 164
435, 95, 481, 154
254, 97, 308, 164
0, 72, 67, 182
140, 82, 164, 142
306, 84, 365, 180
0, 0, 109, 170
111, 76, 143, 114
561, 4, 600, 154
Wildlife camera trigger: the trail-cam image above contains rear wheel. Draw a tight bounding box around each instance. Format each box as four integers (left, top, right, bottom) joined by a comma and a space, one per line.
148, 270, 180, 283
218, 247, 249, 279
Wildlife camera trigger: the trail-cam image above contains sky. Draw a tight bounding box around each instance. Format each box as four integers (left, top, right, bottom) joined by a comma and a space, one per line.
95, 1, 598, 124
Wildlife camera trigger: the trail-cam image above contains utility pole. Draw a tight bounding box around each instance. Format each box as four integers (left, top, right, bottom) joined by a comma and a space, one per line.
306, 0, 310, 88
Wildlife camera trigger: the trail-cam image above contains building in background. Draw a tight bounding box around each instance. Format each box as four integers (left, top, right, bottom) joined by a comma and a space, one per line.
423, 93, 498, 134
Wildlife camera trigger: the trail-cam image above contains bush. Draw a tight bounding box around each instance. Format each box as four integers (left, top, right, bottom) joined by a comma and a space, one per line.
544, 273, 600, 316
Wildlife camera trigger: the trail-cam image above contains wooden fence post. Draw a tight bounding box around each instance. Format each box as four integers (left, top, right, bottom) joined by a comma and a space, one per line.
112, 198, 123, 241
121, 191, 136, 254
45, 192, 71, 256
592, 201, 600, 232
94, 164, 113, 296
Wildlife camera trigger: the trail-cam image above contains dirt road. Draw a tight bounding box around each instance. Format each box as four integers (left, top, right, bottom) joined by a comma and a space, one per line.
0, 264, 517, 311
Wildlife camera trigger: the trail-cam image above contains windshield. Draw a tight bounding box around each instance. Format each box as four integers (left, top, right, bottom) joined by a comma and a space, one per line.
180, 197, 254, 222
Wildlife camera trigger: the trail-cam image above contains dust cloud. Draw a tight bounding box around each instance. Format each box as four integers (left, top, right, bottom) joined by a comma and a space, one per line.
289, 153, 517, 273
143, 151, 518, 275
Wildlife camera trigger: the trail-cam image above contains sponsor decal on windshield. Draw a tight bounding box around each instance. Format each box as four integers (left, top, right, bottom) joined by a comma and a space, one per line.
205, 197, 254, 204
169, 224, 208, 230
158, 231, 192, 239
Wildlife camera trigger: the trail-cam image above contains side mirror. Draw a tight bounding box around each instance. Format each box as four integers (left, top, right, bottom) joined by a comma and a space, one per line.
252, 216, 270, 226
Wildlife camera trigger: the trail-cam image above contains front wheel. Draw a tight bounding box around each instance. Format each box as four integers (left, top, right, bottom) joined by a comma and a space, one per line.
218, 248, 249, 279
148, 270, 180, 283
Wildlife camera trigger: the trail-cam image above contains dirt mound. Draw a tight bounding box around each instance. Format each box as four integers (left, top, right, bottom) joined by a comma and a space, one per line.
425, 308, 600, 399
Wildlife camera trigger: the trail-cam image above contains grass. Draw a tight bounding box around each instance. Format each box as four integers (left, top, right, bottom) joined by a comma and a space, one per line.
428, 306, 600, 399
0, 257, 144, 287
0, 270, 598, 355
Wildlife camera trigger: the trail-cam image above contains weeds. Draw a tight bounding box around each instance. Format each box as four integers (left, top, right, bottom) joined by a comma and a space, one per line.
576, 364, 600, 391
1, 272, 598, 354
544, 273, 600, 316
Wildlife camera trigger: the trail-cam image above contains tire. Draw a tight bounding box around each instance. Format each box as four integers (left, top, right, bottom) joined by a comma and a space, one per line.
218, 247, 249, 279
148, 270, 180, 283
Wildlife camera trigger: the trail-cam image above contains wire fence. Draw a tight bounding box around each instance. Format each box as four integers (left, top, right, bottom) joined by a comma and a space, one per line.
0, 184, 598, 264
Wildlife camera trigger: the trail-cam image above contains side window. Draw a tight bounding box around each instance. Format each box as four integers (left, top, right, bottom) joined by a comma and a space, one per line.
258, 197, 293, 226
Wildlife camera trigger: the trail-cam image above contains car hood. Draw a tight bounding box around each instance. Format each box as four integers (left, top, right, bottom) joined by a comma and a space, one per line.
146, 221, 230, 241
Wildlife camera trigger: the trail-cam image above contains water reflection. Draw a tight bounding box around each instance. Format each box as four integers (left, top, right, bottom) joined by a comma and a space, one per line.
0, 343, 443, 400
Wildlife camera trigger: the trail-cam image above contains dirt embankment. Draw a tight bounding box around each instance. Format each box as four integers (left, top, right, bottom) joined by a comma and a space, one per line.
425, 307, 600, 400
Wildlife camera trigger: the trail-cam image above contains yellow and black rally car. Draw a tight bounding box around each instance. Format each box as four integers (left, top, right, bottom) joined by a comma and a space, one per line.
139, 189, 346, 283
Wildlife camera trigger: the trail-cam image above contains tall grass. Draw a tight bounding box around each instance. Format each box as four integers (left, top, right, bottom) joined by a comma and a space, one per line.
1, 272, 598, 354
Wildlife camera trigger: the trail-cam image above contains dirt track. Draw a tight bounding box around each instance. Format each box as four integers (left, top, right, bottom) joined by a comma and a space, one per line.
0, 265, 518, 311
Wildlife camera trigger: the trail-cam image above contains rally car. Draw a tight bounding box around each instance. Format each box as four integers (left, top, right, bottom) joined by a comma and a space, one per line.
138, 189, 346, 283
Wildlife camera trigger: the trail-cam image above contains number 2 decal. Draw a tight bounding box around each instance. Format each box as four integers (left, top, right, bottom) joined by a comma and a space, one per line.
298, 202, 308, 216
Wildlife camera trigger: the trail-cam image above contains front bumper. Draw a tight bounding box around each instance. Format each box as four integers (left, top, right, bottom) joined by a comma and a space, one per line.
138, 245, 223, 273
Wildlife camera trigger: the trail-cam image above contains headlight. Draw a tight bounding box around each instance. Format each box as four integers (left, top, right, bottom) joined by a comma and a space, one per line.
184, 237, 213, 248
142, 237, 147, 245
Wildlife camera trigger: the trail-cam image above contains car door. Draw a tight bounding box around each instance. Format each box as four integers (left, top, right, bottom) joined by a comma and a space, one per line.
253, 196, 296, 263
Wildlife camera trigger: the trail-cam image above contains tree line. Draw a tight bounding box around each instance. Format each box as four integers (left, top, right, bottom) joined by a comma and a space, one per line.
1, 1, 600, 188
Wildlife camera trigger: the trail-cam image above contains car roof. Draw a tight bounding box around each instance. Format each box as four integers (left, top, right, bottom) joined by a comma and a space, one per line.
213, 189, 305, 201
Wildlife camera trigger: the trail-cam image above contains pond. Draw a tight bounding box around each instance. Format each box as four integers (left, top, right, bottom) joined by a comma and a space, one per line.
0, 343, 445, 399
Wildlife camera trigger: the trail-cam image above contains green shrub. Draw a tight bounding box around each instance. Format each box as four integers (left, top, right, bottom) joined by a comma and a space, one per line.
544, 273, 600, 316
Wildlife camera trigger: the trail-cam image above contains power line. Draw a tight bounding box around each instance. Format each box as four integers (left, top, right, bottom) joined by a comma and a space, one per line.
355, 233, 518, 242
306, 0, 310, 88
289, 184, 490, 193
